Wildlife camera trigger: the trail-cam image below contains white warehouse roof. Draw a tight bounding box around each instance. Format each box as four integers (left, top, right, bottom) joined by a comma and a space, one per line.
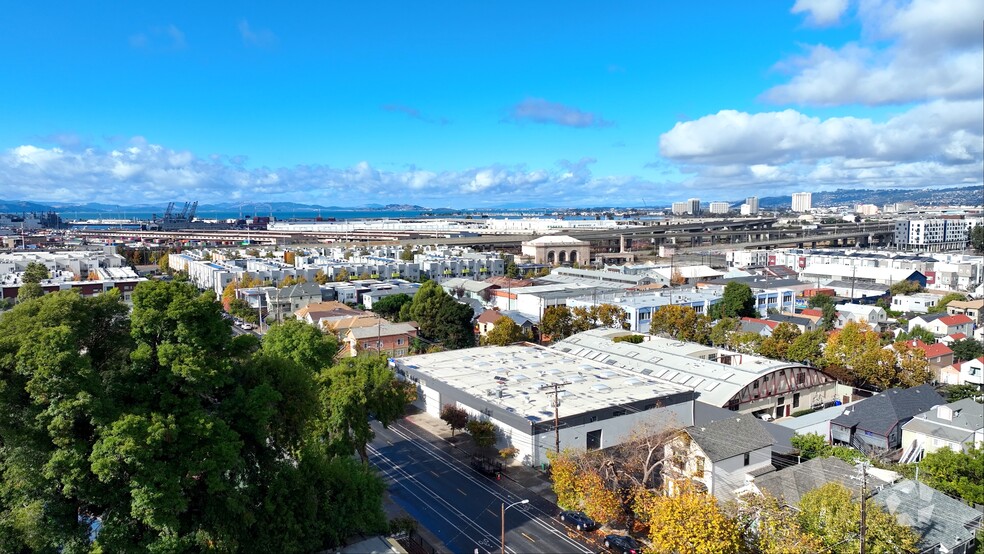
392, 344, 689, 422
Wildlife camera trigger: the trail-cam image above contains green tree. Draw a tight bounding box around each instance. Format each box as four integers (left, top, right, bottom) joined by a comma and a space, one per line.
262, 319, 339, 373
16, 281, 43, 302
897, 325, 936, 343
466, 419, 497, 449
919, 446, 984, 505
407, 281, 474, 349
504, 261, 519, 278
787, 329, 826, 367
540, 305, 574, 341
950, 338, 984, 362
710, 282, 757, 319
158, 251, 171, 274
481, 316, 526, 346
727, 493, 821, 554
21, 261, 50, 284
596, 304, 630, 329
790, 433, 830, 461
807, 294, 838, 331
927, 292, 967, 313
371, 293, 413, 321
798, 482, 918, 554
939, 383, 983, 402
439, 404, 468, 438
710, 317, 741, 346
650, 305, 711, 345
758, 322, 801, 360
399, 245, 415, 261
971, 224, 984, 254
889, 279, 923, 296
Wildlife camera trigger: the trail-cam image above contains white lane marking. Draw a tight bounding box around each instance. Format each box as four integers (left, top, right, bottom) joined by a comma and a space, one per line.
369, 443, 519, 554
382, 422, 594, 554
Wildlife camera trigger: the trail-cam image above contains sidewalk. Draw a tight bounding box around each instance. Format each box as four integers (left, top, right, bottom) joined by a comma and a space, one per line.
401, 408, 559, 505
382, 489, 453, 554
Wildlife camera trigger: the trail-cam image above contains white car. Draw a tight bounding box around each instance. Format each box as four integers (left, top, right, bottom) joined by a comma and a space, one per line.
241, 323, 253, 330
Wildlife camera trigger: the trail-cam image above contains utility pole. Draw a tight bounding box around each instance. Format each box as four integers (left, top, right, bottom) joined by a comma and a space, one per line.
541, 381, 571, 453
858, 461, 868, 554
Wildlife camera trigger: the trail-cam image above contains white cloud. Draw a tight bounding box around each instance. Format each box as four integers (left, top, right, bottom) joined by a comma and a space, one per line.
790, 0, 849, 25
769, 0, 984, 105
238, 19, 277, 48
505, 98, 613, 128
0, 139, 673, 207
658, 100, 982, 191
128, 24, 186, 51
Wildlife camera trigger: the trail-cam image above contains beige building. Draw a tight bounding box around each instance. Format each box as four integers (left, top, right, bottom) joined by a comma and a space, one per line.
521, 235, 590, 266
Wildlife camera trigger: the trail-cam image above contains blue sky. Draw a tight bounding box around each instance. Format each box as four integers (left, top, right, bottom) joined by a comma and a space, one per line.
0, 0, 980, 208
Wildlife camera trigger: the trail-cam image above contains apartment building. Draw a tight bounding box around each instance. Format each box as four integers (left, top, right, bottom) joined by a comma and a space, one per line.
791, 192, 812, 212
709, 202, 730, 214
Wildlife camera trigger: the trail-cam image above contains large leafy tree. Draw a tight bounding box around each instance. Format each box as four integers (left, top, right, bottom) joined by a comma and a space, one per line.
798, 482, 918, 554
407, 281, 475, 350
950, 338, 984, 362
370, 293, 412, 321
634, 486, 741, 554
262, 318, 339, 373
481, 316, 526, 346
710, 317, 741, 346
540, 306, 574, 341
918, 446, 984, 506
927, 293, 966, 313
0, 282, 394, 553
650, 305, 711, 345
758, 322, 801, 360
727, 493, 821, 554
787, 329, 826, 367
710, 282, 757, 319
807, 294, 838, 331
971, 224, 984, 254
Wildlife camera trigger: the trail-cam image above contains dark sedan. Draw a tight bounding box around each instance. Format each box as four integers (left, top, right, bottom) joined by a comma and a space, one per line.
558, 510, 597, 532
604, 534, 641, 554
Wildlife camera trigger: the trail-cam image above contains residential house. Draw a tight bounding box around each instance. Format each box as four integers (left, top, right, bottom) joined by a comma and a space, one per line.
835, 303, 888, 331
908, 313, 975, 338
946, 298, 984, 326
871, 480, 983, 554
361, 282, 420, 310
294, 301, 365, 329
265, 282, 323, 323
440, 278, 496, 303
766, 312, 820, 332
938, 332, 968, 346
475, 308, 534, 338
900, 399, 984, 461
664, 416, 775, 502
891, 293, 942, 314
895, 340, 954, 373
957, 357, 984, 387
776, 401, 859, 440
342, 321, 418, 357
740, 317, 778, 337
830, 385, 944, 453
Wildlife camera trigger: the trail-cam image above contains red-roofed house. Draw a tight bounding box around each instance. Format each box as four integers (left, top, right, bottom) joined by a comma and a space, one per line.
801, 308, 823, 318
899, 339, 954, 371
909, 313, 974, 338
938, 333, 967, 346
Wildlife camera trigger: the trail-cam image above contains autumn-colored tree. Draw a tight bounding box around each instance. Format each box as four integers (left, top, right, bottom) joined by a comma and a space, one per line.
787, 329, 826, 367
757, 322, 801, 360
157, 251, 170, 274
729, 331, 764, 354
670, 269, 686, 286
334, 268, 350, 282
540, 305, 574, 342
726, 493, 821, 554
650, 305, 711, 345
823, 321, 890, 387
597, 304, 630, 330
439, 404, 468, 438
481, 316, 526, 346
283, 250, 296, 265
87, 270, 101, 281
579, 470, 623, 526
888, 340, 932, 388
548, 449, 584, 510
634, 486, 741, 554
314, 270, 329, 285
798, 482, 918, 554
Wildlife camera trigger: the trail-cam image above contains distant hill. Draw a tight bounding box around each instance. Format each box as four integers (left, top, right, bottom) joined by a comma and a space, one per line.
0, 200, 430, 214
755, 185, 983, 209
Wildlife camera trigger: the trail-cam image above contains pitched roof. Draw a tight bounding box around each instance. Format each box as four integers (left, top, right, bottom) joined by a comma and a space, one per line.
346, 321, 418, 340
939, 314, 973, 326
477, 309, 507, 324
902, 397, 984, 439
741, 317, 779, 329
768, 313, 814, 327
753, 456, 883, 506
685, 416, 774, 462
831, 384, 944, 435
947, 299, 984, 310
904, 339, 952, 359
871, 480, 984, 553
801, 308, 823, 317
947, 332, 967, 340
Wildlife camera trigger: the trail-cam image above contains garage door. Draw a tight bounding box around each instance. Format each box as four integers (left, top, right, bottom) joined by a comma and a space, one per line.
422, 385, 441, 417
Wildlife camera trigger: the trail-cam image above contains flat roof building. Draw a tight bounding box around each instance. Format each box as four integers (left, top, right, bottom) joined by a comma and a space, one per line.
392, 344, 695, 468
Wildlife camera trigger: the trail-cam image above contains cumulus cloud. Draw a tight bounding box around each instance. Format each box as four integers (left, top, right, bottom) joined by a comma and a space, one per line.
504, 98, 613, 128
381, 104, 450, 125
0, 139, 673, 207
658, 100, 982, 191
129, 24, 186, 51
238, 19, 277, 48
790, 0, 849, 25
769, 0, 984, 105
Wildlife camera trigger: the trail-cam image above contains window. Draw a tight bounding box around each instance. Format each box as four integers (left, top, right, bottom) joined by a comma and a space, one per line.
695, 456, 705, 476
777, 396, 785, 406
397, 338, 404, 345
586, 430, 601, 450
797, 372, 806, 385
793, 393, 800, 408
743, 452, 750, 466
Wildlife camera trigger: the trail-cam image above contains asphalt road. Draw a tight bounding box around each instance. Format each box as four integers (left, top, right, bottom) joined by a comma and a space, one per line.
370, 419, 599, 554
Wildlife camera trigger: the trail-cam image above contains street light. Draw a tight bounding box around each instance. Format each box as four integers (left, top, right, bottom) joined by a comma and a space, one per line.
501, 499, 529, 554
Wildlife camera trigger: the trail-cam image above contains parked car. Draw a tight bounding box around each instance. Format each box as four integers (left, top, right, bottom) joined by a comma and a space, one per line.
241, 323, 253, 330
604, 534, 641, 554
558, 510, 597, 532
